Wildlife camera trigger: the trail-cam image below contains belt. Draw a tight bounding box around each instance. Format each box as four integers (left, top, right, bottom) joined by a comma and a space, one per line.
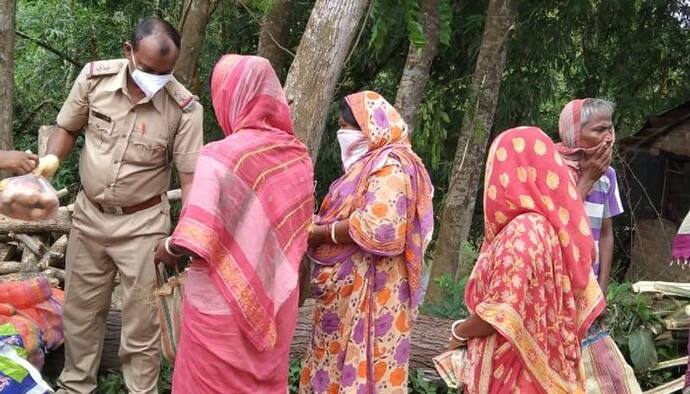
86, 194, 162, 215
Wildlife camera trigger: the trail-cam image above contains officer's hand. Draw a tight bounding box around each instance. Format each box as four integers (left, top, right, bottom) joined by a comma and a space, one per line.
0, 151, 38, 175
33, 155, 60, 179
154, 238, 180, 267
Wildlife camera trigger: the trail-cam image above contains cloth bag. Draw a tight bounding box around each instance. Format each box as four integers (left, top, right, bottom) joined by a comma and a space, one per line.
433, 347, 467, 390
153, 263, 185, 364
582, 328, 642, 394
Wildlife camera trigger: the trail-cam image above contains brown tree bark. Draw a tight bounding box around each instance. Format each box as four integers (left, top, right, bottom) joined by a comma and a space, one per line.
427, 0, 516, 302
0, 0, 16, 150
394, 0, 440, 133
257, 0, 293, 80
174, 0, 215, 92
283, 0, 370, 160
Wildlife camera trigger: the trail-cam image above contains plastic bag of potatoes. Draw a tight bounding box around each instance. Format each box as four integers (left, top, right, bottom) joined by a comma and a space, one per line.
0, 175, 59, 221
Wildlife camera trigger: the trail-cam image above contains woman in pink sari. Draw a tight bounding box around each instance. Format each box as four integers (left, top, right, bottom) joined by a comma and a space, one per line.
154, 54, 314, 393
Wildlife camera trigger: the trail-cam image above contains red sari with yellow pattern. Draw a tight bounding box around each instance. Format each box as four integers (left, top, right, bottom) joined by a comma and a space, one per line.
463, 127, 605, 393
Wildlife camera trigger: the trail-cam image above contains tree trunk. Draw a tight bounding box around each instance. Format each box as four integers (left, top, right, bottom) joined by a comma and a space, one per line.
174, 0, 215, 92
257, 0, 293, 80
0, 0, 16, 150
427, 0, 516, 302
394, 0, 440, 133
283, 0, 370, 160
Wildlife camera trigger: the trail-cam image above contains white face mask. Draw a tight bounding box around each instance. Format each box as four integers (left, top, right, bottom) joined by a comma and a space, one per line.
130, 54, 173, 99
337, 128, 368, 172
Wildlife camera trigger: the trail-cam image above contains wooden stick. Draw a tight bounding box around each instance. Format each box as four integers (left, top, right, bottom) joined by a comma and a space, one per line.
642, 376, 685, 394
41, 268, 65, 282
0, 262, 22, 275
0, 207, 73, 234
9, 233, 47, 257
38, 235, 68, 269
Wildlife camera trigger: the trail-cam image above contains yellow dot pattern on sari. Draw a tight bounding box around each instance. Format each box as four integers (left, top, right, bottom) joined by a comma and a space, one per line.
546, 171, 559, 190
496, 147, 508, 162
554, 151, 563, 166
534, 140, 547, 156
517, 167, 528, 182
500, 173, 510, 187
495, 211, 507, 224
558, 229, 570, 247
520, 195, 535, 209
558, 207, 569, 225
487, 185, 497, 200
541, 195, 555, 211
528, 167, 537, 182
512, 137, 526, 153
579, 218, 591, 236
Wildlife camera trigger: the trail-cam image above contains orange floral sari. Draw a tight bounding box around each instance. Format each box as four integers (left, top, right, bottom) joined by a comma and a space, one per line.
463, 127, 605, 393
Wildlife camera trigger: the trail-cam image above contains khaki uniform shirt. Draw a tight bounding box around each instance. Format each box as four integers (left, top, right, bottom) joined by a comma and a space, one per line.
56, 59, 203, 207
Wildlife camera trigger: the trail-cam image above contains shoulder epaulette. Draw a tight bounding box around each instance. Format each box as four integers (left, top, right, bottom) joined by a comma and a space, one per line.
164, 77, 198, 112
86, 59, 126, 79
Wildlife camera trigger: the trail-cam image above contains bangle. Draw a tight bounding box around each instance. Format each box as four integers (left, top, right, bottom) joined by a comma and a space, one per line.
451, 319, 468, 342
330, 222, 338, 244
164, 237, 184, 258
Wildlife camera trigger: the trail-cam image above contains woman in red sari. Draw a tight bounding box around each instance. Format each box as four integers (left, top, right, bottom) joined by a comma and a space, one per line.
154, 54, 314, 393
450, 127, 605, 393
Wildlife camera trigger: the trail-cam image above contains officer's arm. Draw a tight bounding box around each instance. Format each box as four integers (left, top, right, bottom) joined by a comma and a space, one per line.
172, 101, 203, 205
179, 172, 193, 204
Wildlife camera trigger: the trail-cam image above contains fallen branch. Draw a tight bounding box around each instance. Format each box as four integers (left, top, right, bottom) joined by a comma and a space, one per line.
0, 206, 73, 234
41, 268, 65, 282
38, 235, 68, 270
651, 356, 689, 371
642, 376, 685, 394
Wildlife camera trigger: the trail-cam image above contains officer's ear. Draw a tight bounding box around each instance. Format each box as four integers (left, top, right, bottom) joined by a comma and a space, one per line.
123, 41, 133, 58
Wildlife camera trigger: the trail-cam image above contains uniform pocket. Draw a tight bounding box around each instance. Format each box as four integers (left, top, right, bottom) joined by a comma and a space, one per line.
127, 133, 167, 166
87, 112, 114, 152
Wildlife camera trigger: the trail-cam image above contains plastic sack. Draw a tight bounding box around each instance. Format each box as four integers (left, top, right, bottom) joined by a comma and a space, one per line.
0, 175, 59, 222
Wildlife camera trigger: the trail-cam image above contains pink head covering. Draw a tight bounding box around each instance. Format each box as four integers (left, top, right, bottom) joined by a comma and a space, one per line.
172, 55, 314, 351
556, 98, 615, 180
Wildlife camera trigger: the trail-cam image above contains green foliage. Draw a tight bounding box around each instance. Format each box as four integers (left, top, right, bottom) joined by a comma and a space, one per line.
408, 369, 456, 394
421, 273, 469, 320
628, 327, 658, 373
288, 358, 301, 394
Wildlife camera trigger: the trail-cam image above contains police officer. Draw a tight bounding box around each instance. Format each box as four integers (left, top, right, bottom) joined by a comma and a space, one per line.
37, 18, 203, 394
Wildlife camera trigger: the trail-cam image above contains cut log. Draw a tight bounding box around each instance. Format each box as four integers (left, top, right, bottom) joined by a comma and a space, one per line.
41, 267, 64, 282
19, 235, 41, 272
9, 233, 46, 257
0, 206, 72, 234
0, 261, 21, 274
97, 300, 454, 373
38, 234, 68, 269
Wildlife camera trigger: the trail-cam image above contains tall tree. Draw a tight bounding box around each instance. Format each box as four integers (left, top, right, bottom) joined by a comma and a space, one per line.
0, 0, 15, 150
284, 0, 370, 159
427, 0, 516, 301
257, 0, 293, 80
174, 0, 215, 92
394, 0, 440, 133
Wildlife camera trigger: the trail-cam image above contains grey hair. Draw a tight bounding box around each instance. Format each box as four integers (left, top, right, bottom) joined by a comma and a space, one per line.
581, 98, 615, 126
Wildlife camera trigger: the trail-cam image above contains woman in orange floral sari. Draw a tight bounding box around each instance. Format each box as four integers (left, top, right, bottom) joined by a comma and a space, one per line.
450, 127, 605, 393
300, 92, 434, 394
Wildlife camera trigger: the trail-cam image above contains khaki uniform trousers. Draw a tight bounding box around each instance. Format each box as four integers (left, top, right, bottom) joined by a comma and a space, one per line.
57, 192, 170, 394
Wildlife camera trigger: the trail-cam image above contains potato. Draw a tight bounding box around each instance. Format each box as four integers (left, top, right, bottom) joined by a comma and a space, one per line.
29, 207, 46, 220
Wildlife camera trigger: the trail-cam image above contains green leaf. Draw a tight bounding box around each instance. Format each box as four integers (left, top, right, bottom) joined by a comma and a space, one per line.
627, 327, 657, 373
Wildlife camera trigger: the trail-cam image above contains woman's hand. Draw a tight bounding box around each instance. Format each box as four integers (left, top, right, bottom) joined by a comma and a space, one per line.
0, 151, 38, 175
448, 319, 468, 350
577, 143, 612, 196
154, 237, 184, 267
448, 336, 466, 351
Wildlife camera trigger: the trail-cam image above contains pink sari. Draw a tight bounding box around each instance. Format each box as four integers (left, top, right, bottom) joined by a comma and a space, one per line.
170, 55, 314, 393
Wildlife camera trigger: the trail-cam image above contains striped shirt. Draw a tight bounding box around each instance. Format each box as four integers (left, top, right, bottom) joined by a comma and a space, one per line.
585, 166, 623, 277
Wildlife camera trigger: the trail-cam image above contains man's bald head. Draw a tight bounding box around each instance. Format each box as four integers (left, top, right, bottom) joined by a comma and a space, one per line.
129, 18, 181, 57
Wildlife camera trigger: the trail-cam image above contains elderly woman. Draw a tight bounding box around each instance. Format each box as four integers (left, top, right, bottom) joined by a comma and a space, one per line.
154, 54, 314, 393
299, 92, 434, 393
557, 99, 642, 393
451, 127, 605, 393
556, 98, 623, 295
